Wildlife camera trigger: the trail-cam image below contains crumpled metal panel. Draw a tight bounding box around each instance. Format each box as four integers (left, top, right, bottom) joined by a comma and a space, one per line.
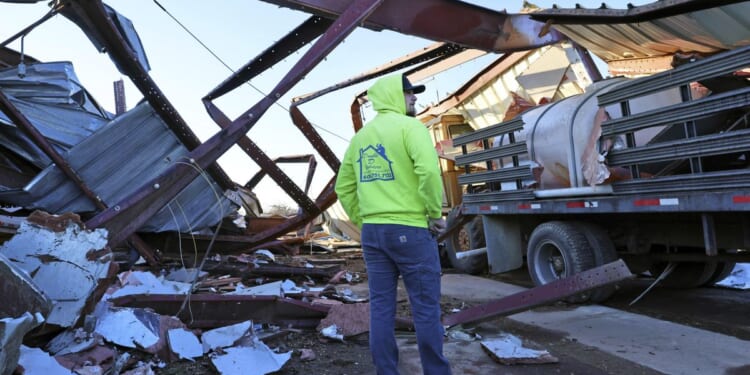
0, 62, 111, 168
60, 3, 151, 74
0, 100, 237, 232
543, 3, 750, 62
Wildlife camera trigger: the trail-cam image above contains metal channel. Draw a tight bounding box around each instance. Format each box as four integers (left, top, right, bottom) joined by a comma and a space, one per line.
613, 169, 750, 194
455, 142, 526, 166
452, 118, 524, 147
458, 166, 532, 185
442, 259, 633, 327
607, 127, 750, 166
598, 44, 750, 106
601, 86, 750, 136
463, 190, 535, 203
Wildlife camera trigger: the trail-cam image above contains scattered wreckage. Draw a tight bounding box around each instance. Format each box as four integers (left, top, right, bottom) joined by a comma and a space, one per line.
0, 0, 655, 373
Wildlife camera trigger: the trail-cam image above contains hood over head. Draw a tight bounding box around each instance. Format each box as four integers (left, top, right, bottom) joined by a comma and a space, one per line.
367, 74, 424, 115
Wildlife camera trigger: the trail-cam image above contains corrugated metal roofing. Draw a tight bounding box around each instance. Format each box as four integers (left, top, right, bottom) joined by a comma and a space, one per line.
0, 62, 111, 168
545, 2, 750, 62
0, 98, 237, 233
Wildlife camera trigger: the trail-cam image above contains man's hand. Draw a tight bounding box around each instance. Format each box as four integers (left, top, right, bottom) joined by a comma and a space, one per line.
428, 217, 446, 234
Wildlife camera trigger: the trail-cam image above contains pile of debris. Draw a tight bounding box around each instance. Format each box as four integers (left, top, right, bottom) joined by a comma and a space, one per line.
0, 211, 368, 375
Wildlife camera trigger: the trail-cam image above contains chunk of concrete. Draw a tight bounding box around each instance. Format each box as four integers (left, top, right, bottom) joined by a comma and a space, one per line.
316, 303, 369, 337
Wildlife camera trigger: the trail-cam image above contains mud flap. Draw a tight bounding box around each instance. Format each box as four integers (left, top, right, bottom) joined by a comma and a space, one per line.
483, 216, 523, 273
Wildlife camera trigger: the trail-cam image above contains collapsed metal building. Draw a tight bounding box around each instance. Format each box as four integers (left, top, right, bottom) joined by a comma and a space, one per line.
0, 0, 748, 373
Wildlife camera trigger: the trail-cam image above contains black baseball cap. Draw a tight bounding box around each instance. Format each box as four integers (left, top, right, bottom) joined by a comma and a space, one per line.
402, 75, 425, 94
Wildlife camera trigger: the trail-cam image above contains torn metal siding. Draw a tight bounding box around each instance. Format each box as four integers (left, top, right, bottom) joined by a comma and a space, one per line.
0, 62, 111, 168
0, 100, 237, 232
537, 2, 750, 63
60, 3, 151, 74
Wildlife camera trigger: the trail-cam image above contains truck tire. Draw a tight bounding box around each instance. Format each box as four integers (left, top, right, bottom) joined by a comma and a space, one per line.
649, 261, 718, 288
578, 222, 619, 302
527, 221, 596, 303
703, 261, 736, 286
443, 207, 487, 275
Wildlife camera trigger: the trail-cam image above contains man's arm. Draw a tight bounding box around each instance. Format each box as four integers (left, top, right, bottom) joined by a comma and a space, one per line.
405, 122, 444, 220
334, 146, 363, 228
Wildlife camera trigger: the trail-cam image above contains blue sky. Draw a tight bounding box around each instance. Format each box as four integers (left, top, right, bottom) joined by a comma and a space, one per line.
1, 0, 648, 209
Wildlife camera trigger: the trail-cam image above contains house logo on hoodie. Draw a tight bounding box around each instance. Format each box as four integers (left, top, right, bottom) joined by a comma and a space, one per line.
358, 144, 394, 182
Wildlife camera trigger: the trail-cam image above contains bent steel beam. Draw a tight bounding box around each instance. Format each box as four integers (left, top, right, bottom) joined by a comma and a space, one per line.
59, 1, 233, 192
86, 0, 385, 246
259, 0, 564, 52
292, 42, 466, 106
441, 259, 634, 327
205, 15, 333, 101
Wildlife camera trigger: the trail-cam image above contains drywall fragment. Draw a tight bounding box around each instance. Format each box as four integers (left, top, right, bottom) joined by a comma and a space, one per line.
210, 337, 290, 375
0, 313, 45, 375
94, 305, 185, 356
0, 219, 114, 328
167, 328, 202, 360
201, 321, 253, 353
480, 334, 559, 365
16, 345, 72, 375
107, 271, 191, 300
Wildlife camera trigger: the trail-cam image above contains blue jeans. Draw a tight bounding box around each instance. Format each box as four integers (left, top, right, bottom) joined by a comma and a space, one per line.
361, 223, 452, 375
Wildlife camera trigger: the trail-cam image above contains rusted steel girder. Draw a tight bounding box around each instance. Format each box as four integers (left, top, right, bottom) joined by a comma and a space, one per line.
110, 294, 332, 329
111, 293, 414, 330
292, 42, 467, 106
245, 155, 318, 195
201, 16, 342, 219
0, 90, 160, 265
441, 259, 634, 327
205, 15, 332, 101
86, 0, 385, 246
58, 1, 233, 192
259, 0, 564, 53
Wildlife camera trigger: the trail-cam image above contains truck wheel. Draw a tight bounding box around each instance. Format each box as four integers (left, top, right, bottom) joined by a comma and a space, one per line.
578, 222, 619, 302
444, 208, 487, 275
527, 221, 596, 303
703, 262, 736, 286
649, 261, 718, 288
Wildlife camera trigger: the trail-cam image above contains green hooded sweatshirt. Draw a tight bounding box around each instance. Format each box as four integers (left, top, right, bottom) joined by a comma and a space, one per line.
335, 74, 443, 229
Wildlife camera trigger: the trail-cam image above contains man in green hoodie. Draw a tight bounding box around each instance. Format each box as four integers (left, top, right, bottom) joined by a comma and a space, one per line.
335, 74, 451, 375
